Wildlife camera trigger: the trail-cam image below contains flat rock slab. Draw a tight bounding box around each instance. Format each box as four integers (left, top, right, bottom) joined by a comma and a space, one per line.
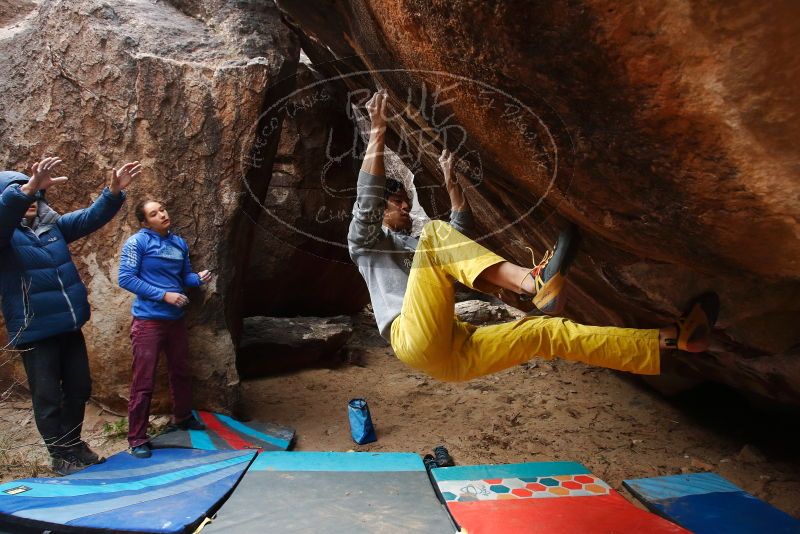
238, 316, 354, 377
455, 299, 526, 325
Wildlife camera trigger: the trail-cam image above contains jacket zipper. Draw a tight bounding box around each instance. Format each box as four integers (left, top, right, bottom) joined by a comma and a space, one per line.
25, 225, 78, 330
56, 270, 78, 329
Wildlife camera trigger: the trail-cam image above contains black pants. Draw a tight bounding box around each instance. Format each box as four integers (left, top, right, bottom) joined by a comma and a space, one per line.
19, 330, 91, 456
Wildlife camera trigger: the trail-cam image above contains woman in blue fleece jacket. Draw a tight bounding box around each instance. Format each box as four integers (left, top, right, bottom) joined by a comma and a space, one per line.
118, 199, 212, 458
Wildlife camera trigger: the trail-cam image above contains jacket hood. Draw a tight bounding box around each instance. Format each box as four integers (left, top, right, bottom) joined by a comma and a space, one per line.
0, 171, 31, 192
0, 171, 45, 200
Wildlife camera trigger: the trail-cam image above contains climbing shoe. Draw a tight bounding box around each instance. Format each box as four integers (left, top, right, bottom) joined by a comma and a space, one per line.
667, 292, 720, 352
130, 443, 152, 459
521, 224, 581, 315
176, 414, 206, 431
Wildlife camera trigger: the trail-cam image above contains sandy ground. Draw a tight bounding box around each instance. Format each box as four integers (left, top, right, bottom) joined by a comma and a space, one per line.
1, 309, 799, 523
241, 311, 800, 519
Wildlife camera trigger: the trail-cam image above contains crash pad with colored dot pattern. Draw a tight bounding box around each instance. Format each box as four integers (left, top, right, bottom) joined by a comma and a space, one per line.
432, 462, 689, 533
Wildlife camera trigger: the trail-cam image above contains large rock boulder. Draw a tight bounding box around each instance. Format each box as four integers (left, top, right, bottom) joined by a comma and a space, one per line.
276, 0, 800, 404
0, 0, 299, 411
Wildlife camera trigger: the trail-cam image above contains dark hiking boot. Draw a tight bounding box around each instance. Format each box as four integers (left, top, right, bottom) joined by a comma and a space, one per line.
51, 452, 86, 476
176, 414, 206, 431
69, 441, 105, 466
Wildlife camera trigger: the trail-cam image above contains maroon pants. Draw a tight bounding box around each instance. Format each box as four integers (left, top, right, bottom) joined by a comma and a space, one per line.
127, 318, 193, 447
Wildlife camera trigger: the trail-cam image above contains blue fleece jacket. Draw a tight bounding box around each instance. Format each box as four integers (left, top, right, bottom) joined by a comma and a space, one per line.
0, 171, 126, 345
118, 228, 202, 320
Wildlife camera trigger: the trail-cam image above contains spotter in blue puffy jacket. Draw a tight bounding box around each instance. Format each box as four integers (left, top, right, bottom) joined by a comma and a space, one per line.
0, 171, 126, 345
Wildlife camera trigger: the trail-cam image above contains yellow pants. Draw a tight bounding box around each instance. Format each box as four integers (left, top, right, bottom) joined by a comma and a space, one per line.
390, 221, 660, 381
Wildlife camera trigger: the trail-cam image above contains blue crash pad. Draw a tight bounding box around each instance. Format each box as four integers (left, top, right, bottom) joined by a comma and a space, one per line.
623, 472, 800, 534
0, 448, 255, 533
150, 410, 295, 452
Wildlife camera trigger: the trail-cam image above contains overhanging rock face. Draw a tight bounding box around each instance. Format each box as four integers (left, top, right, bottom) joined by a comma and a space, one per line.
275, 0, 800, 404
0, 0, 299, 411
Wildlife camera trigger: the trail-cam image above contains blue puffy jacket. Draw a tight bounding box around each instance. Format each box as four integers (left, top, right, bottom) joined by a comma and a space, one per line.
118, 228, 202, 320
0, 171, 125, 346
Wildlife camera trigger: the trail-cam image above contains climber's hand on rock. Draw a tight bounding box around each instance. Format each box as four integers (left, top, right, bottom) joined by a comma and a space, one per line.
164, 292, 189, 307
439, 148, 454, 179
366, 89, 388, 132
441, 149, 466, 211
198, 270, 212, 284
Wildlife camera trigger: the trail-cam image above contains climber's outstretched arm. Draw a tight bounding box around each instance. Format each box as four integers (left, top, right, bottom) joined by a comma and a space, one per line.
360, 90, 387, 177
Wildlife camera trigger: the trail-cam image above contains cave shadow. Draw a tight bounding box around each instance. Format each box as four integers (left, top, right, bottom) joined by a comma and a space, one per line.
622, 374, 800, 463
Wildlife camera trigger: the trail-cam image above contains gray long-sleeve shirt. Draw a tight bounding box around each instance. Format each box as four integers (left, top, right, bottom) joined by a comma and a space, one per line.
348, 171, 472, 341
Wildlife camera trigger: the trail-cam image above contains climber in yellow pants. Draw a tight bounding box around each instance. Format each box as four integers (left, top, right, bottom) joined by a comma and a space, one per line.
348, 90, 719, 382
391, 220, 660, 381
